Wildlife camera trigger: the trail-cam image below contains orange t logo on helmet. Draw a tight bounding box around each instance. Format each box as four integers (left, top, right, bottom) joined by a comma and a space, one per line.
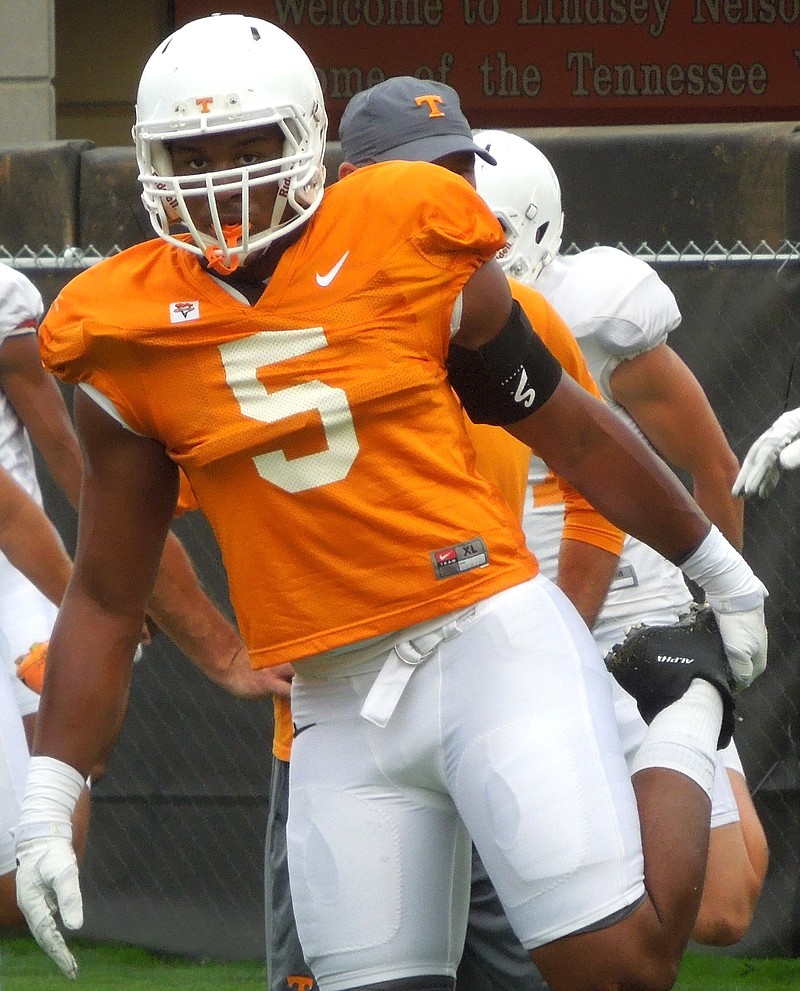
195, 96, 214, 113
414, 95, 445, 118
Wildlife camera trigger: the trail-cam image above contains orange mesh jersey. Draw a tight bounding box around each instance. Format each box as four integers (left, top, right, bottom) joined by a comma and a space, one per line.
40, 161, 538, 671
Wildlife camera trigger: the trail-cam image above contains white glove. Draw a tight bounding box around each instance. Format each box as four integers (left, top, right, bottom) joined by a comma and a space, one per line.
733, 406, 800, 498
14, 755, 85, 980
15, 832, 81, 979
679, 525, 768, 692
715, 605, 768, 692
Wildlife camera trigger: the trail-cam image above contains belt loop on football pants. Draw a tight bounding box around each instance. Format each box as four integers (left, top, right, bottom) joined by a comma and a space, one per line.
360, 608, 476, 728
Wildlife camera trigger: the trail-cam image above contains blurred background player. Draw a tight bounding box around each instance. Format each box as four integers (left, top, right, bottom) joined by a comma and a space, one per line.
0, 262, 89, 929
474, 128, 768, 947
0, 463, 79, 926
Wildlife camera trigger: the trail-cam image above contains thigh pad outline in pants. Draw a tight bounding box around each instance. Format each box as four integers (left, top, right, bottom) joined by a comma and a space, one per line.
288, 657, 472, 991
439, 579, 646, 950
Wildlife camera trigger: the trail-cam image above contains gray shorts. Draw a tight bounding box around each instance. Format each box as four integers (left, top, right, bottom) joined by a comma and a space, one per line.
459, 848, 551, 991
265, 755, 317, 991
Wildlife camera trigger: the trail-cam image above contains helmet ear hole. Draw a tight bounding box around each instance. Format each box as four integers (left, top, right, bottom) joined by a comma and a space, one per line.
472, 129, 564, 282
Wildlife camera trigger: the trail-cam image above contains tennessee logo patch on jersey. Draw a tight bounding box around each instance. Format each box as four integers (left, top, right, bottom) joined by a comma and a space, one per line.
431, 537, 488, 578
170, 300, 200, 323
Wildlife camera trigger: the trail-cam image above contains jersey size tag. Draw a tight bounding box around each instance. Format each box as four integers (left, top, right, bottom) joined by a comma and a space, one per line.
431, 537, 489, 579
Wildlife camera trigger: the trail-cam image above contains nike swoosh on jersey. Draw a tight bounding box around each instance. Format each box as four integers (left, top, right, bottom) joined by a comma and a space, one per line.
315, 251, 350, 287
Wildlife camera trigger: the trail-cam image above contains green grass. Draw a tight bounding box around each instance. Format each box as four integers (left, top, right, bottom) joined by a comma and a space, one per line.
675, 953, 800, 990
0, 938, 265, 990
2, 938, 800, 990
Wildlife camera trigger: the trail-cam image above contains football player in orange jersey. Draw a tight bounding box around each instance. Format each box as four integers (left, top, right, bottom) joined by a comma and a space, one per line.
15, 15, 768, 991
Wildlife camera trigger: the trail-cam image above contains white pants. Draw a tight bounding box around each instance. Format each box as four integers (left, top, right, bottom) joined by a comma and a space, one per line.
0, 558, 57, 873
0, 553, 57, 717
288, 577, 645, 991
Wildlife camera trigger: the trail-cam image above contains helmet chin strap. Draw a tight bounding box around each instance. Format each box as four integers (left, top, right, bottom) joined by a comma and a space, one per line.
205, 224, 245, 275
204, 182, 295, 275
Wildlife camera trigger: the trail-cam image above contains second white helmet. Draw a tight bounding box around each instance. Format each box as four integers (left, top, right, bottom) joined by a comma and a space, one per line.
473, 130, 564, 282
133, 14, 327, 272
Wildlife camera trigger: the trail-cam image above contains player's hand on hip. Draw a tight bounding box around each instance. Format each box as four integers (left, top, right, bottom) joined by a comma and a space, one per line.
15, 831, 81, 979
14, 755, 87, 979
210, 646, 294, 700
733, 406, 800, 498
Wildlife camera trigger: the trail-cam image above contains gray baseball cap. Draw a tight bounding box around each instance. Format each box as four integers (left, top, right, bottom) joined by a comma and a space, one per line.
339, 77, 497, 167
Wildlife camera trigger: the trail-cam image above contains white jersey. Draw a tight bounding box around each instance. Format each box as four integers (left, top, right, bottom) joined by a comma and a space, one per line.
521, 247, 742, 818
0, 265, 55, 720
522, 246, 692, 656
0, 264, 44, 503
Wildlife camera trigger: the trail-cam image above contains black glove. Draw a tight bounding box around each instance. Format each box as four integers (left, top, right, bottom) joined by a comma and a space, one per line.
605, 606, 735, 749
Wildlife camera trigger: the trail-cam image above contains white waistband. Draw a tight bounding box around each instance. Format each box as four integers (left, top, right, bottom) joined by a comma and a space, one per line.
360, 606, 478, 728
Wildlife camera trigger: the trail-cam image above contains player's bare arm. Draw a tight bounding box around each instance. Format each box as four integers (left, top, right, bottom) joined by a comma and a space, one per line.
515, 373, 709, 563
452, 259, 765, 698
454, 259, 709, 564
34, 389, 177, 775
556, 539, 620, 629
0, 466, 71, 607
0, 328, 263, 697
145, 531, 281, 700
609, 342, 744, 550
0, 332, 84, 506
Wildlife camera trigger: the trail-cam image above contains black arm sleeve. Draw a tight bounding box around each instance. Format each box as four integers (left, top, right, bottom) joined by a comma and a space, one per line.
447, 299, 563, 426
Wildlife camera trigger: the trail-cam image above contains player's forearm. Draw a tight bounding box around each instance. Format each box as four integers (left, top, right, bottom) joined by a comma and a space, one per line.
42, 445, 84, 512
0, 493, 72, 606
557, 538, 619, 629
34, 596, 139, 776
146, 531, 243, 678
511, 377, 710, 564
692, 471, 744, 551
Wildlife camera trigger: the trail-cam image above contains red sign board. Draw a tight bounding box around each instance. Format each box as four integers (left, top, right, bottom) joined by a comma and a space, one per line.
175, 1, 800, 131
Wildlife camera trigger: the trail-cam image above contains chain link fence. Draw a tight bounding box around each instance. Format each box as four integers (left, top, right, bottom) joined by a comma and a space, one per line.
7, 241, 800, 962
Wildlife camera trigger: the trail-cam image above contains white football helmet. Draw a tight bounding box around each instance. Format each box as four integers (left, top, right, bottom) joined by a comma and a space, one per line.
473, 130, 564, 282
134, 14, 327, 273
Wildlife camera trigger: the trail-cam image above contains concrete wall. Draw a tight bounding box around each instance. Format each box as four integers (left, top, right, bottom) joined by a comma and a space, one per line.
0, 122, 797, 260
0, 0, 55, 143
